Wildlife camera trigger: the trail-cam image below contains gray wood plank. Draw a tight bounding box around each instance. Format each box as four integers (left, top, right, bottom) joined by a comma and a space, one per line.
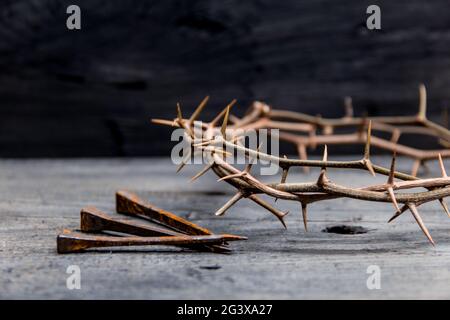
0, 156, 449, 299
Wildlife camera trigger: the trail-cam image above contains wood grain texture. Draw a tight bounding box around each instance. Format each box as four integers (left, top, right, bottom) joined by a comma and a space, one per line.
0, 1, 450, 156
0, 157, 449, 299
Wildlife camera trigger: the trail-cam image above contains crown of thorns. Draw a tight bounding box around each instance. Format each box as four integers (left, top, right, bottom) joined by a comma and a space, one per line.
153, 84, 450, 245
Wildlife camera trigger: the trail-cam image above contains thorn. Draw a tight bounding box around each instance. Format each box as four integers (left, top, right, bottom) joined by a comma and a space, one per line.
190, 163, 213, 182
210, 99, 236, 128
439, 198, 450, 218
322, 144, 328, 163
217, 172, 245, 182
176, 150, 191, 173
388, 151, 397, 185
317, 145, 329, 186
388, 203, 409, 223
245, 142, 263, 174
176, 161, 186, 173
280, 168, 289, 184
176, 103, 184, 123
411, 159, 421, 177
438, 154, 447, 177
297, 144, 310, 173
192, 140, 214, 147
215, 192, 243, 216
387, 187, 400, 213
364, 120, 372, 160
151, 118, 179, 126
189, 96, 209, 123
249, 195, 288, 229
407, 203, 435, 246
363, 159, 376, 176
221, 104, 231, 137
417, 83, 427, 121
301, 203, 308, 232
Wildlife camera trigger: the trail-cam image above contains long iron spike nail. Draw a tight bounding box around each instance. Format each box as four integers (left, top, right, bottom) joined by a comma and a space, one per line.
215, 192, 243, 216
407, 203, 435, 246
438, 154, 447, 177
301, 202, 308, 232
189, 96, 209, 123
57, 231, 246, 254
81, 206, 179, 236
249, 194, 288, 229
80, 206, 230, 253
190, 163, 214, 182
116, 190, 213, 236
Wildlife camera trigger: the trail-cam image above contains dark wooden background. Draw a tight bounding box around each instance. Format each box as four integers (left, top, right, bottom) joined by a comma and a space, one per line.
1, 0, 450, 157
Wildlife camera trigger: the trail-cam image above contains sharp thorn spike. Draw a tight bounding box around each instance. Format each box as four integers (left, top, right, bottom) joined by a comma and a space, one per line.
280, 168, 289, 184
364, 120, 372, 160
221, 104, 232, 137
176, 161, 186, 173
387, 187, 400, 213
388, 151, 397, 184
176, 103, 184, 123
411, 159, 421, 177
249, 195, 288, 229
176, 150, 191, 173
190, 163, 213, 182
210, 99, 236, 128
215, 192, 243, 216
407, 203, 435, 246
317, 146, 329, 186
322, 145, 328, 163
438, 154, 447, 177
217, 172, 245, 182
301, 203, 308, 232
417, 83, 427, 121
245, 142, 263, 173
189, 96, 209, 122
363, 159, 376, 176
388, 203, 409, 223
438, 198, 450, 218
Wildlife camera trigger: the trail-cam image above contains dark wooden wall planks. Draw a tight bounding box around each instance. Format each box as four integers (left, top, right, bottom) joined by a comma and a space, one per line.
0, 0, 450, 157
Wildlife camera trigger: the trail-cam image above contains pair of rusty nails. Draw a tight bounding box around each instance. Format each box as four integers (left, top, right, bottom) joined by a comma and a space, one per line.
57, 190, 246, 253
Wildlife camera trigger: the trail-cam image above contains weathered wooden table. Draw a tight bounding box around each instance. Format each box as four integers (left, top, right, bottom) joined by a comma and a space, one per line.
0, 157, 449, 299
